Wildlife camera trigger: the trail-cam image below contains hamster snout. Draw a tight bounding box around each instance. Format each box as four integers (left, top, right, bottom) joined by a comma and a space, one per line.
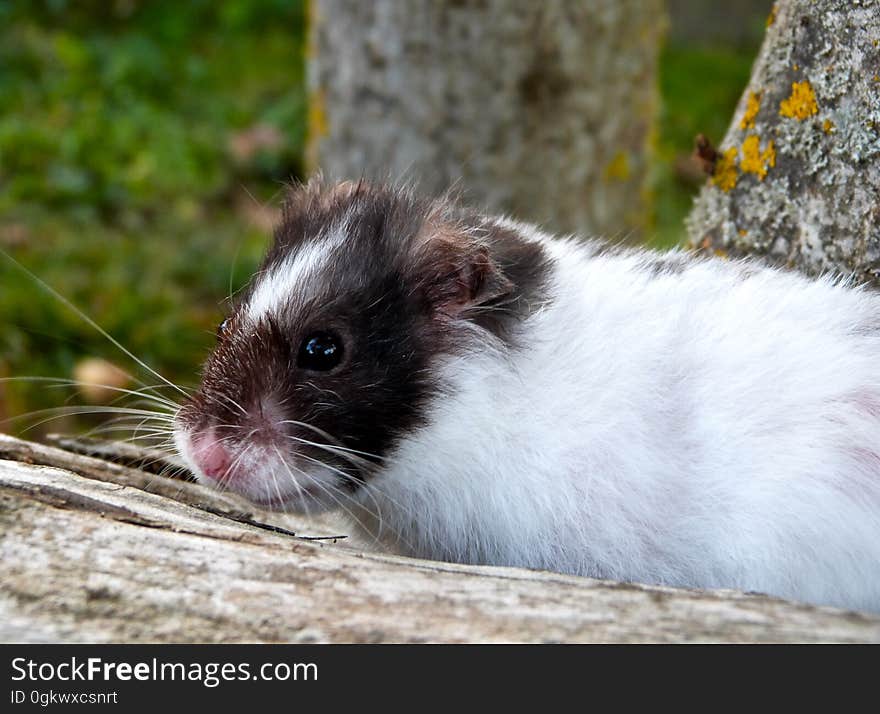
176, 384, 362, 510
189, 430, 233, 482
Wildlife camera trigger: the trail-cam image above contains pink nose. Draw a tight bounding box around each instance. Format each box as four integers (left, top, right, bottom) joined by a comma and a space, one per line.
193, 433, 234, 482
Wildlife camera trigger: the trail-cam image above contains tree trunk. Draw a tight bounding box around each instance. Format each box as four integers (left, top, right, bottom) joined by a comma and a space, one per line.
2, 434, 879, 643
307, 0, 665, 239
687, 0, 880, 281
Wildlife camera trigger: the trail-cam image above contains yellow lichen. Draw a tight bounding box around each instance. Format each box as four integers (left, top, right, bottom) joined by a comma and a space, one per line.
822, 119, 835, 134
712, 147, 739, 192
305, 0, 318, 59
604, 151, 630, 181
780, 81, 818, 120
740, 135, 776, 180
305, 88, 328, 172
766, 4, 777, 27
740, 91, 762, 130
764, 142, 777, 170
307, 88, 328, 139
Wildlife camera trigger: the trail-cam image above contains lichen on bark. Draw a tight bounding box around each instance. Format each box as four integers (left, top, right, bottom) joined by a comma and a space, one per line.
687, 0, 880, 283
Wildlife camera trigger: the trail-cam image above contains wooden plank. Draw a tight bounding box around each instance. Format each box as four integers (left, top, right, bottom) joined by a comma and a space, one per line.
1, 435, 878, 642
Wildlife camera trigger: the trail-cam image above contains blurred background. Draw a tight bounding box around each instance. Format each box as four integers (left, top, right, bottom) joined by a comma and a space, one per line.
0, 0, 770, 436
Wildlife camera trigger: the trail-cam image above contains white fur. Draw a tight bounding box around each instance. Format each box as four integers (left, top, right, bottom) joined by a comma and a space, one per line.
350, 226, 880, 613
247, 221, 349, 322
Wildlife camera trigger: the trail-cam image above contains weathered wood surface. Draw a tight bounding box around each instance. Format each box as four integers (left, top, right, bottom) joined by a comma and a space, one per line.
2, 434, 878, 643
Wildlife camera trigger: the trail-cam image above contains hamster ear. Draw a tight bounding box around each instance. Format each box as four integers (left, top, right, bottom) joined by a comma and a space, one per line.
417, 240, 514, 317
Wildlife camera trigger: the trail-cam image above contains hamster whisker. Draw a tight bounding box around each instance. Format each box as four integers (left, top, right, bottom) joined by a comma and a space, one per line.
94, 406, 178, 433
268, 465, 288, 514
209, 443, 243, 493
213, 426, 259, 451
216, 393, 249, 417
275, 446, 379, 524
1, 248, 189, 399
303, 381, 344, 401
84, 417, 179, 453
72, 407, 177, 422
278, 420, 386, 462
354, 480, 418, 553
215, 441, 254, 491
351, 480, 419, 552
86, 425, 176, 440
140, 457, 194, 495
293, 449, 418, 551
351, 472, 424, 535
199, 392, 240, 417
294, 451, 363, 493
277, 446, 332, 530
87, 432, 178, 453
82, 417, 178, 441
87, 428, 176, 441
271, 444, 316, 522
284, 434, 378, 470
0, 377, 181, 412
319, 477, 401, 551
284, 437, 421, 525
284, 454, 400, 552
4, 406, 176, 436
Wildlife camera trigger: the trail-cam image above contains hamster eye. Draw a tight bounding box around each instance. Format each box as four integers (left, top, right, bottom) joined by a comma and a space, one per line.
217, 318, 230, 337
297, 332, 344, 371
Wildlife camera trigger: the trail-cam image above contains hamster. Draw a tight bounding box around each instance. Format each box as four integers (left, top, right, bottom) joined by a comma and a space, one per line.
174, 178, 880, 613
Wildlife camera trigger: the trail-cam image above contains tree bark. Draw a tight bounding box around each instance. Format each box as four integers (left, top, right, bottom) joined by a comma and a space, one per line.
687, 0, 880, 281
2, 434, 879, 643
307, 0, 665, 239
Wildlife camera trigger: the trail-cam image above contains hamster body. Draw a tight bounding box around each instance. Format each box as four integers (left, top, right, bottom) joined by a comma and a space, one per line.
175, 180, 880, 612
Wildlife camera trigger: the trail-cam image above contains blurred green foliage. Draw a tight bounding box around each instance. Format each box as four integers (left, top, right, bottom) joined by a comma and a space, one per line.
0, 0, 305, 431
0, 1, 757, 435
0, 0, 304, 216
652, 43, 758, 247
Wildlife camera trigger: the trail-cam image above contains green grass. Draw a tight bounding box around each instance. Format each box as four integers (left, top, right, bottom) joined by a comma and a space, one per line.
0, 0, 305, 431
0, 4, 759, 435
651, 43, 757, 247
0, 1, 305, 215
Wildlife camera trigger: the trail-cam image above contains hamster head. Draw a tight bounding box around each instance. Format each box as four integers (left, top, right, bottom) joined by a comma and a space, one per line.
174, 180, 548, 511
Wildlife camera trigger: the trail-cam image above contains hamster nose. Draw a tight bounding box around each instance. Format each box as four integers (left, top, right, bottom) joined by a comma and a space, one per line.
194, 433, 234, 482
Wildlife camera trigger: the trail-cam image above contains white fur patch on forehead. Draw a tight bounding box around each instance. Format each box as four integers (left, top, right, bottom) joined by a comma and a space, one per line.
246, 227, 347, 322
